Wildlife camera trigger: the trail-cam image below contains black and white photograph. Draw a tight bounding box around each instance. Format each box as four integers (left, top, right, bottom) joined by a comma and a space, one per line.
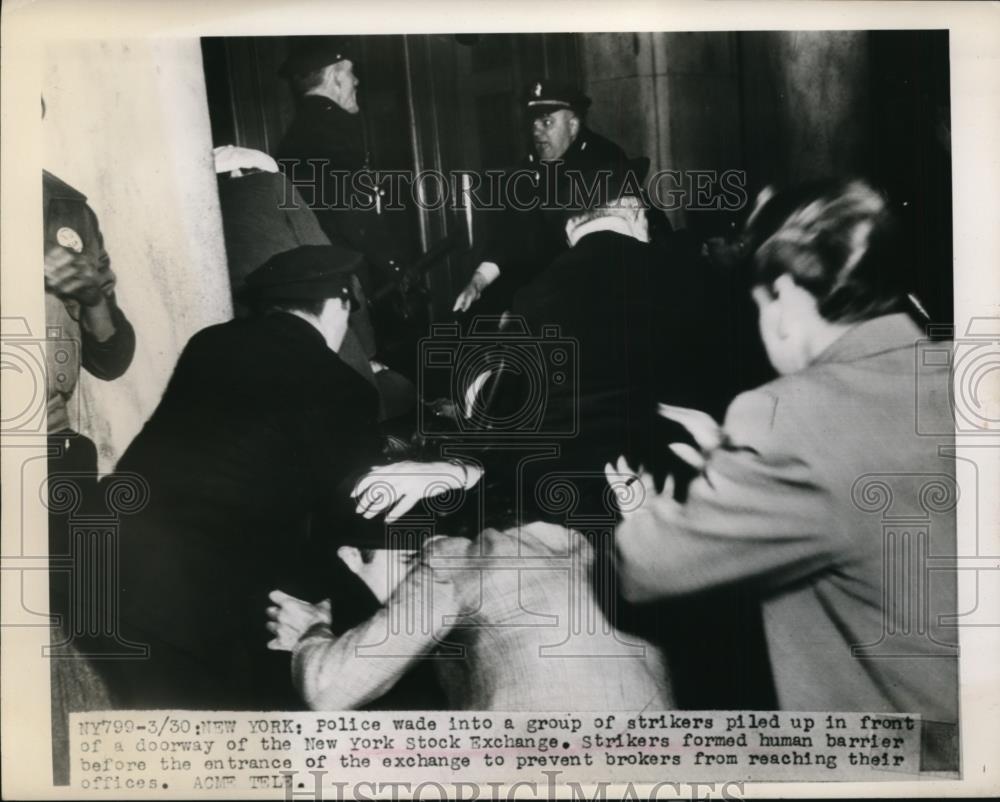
1, 1, 998, 799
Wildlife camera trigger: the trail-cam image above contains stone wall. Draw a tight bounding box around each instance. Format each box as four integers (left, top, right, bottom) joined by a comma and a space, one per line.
579, 31, 871, 227
579, 31, 743, 230
43, 39, 232, 473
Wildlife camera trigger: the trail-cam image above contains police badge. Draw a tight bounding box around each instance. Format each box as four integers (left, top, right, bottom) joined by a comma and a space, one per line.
55, 226, 84, 254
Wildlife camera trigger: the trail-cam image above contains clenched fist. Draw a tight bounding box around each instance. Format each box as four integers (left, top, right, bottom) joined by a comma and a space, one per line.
44, 246, 106, 307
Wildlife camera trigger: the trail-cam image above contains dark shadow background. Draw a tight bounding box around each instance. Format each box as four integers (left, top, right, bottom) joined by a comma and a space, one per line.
202, 30, 952, 327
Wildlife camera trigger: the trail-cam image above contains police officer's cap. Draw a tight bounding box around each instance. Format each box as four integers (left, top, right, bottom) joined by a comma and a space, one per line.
525, 80, 592, 115
278, 36, 355, 78
245, 245, 361, 305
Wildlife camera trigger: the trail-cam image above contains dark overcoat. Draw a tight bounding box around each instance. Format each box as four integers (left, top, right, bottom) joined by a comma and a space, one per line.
275, 96, 404, 288
105, 312, 386, 709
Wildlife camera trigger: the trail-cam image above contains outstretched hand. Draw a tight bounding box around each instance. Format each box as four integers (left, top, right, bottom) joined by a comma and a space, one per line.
657, 403, 723, 472
452, 263, 497, 312
452, 280, 482, 313
603, 455, 676, 520
351, 460, 483, 523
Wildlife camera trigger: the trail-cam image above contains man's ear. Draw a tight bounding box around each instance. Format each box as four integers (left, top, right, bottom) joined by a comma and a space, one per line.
337, 545, 363, 575
773, 273, 820, 339
319, 296, 350, 319
772, 274, 797, 339
568, 113, 581, 139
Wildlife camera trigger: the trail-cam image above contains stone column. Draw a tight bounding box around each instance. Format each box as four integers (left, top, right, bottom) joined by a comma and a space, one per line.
578, 31, 743, 229
739, 30, 872, 187
43, 39, 232, 472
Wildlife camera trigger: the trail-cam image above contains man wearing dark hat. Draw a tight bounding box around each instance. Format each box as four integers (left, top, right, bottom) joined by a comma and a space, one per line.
453, 80, 630, 314
275, 37, 405, 299
99, 245, 471, 710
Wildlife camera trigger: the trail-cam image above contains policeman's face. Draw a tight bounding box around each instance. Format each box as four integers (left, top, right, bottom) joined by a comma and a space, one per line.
329, 59, 360, 114
532, 110, 580, 160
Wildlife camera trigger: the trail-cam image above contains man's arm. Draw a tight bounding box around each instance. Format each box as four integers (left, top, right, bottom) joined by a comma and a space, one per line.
308, 393, 482, 546
454, 164, 545, 312
616, 392, 840, 601
80, 298, 136, 380
453, 261, 500, 312
45, 205, 135, 380
291, 552, 461, 709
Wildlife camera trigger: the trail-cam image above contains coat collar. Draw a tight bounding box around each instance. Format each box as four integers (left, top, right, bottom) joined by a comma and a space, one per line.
568, 217, 638, 247
43, 170, 86, 203
300, 93, 351, 117
263, 310, 332, 352
560, 127, 590, 161
812, 312, 923, 366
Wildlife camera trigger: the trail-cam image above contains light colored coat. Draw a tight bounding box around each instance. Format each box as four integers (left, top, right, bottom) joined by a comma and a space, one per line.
617, 313, 957, 741
294, 522, 671, 712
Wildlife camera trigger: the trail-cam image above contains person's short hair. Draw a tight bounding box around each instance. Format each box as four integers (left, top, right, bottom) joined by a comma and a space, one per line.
289, 67, 326, 96
565, 195, 647, 230
251, 296, 328, 318
747, 178, 907, 323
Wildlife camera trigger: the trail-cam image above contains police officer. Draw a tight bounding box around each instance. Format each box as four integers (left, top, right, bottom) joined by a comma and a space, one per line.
44, 168, 137, 538
452, 80, 630, 313
275, 36, 404, 298
275, 37, 421, 409
44, 162, 136, 784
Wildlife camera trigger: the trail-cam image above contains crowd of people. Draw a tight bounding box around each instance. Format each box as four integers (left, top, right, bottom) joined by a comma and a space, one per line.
45, 35, 958, 773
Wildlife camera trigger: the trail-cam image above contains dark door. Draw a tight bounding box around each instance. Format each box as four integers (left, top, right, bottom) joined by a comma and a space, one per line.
201, 32, 578, 318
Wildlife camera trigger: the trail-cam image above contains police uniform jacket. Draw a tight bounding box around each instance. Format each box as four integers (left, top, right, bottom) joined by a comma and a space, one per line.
43, 171, 135, 433
477, 128, 627, 305
275, 96, 403, 288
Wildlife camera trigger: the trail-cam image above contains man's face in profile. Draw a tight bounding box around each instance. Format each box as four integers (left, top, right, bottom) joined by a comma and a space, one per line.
531, 109, 580, 160
329, 59, 360, 114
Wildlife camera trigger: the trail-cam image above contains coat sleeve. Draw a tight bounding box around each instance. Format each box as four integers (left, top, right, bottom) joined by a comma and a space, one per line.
479, 208, 539, 270
615, 389, 841, 601
81, 304, 136, 381
80, 204, 136, 381
303, 381, 392, 548
477, 161, 546, 281
292, 541, 463, 709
